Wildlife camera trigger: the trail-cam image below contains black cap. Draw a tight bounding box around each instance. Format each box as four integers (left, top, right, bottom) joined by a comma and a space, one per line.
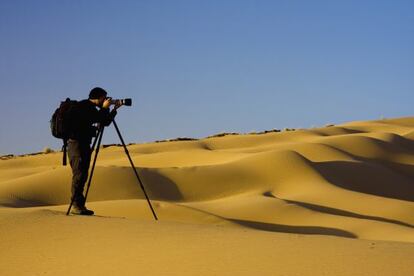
89, 87, 107, 99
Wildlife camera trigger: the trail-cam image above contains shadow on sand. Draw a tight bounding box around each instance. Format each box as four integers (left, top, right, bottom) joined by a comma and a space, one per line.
309, 136, 414, 202
138, 168, 184, 201
264, 192, 414, 229
178, 204, 357, 238
228, 218, 357, 238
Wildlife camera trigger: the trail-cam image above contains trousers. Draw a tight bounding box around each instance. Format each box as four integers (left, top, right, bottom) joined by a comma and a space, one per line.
67, 139, 92, 208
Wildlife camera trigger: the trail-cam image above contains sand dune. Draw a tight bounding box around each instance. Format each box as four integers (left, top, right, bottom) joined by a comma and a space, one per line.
1, 117, 414, 275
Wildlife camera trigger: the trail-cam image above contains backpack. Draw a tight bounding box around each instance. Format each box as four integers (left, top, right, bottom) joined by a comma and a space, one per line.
50, 98, 78, 165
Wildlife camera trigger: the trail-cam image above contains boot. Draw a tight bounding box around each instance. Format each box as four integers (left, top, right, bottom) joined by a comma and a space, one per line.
71, 205, 94, 216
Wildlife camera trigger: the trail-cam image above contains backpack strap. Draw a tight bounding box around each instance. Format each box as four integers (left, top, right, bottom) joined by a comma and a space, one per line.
62, 139, 68, 166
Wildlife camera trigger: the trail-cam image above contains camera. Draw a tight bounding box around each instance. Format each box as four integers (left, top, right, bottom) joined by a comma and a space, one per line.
108, 98, 132, 106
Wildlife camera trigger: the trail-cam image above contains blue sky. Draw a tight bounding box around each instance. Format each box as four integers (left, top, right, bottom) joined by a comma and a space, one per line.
0, 0, 413, 155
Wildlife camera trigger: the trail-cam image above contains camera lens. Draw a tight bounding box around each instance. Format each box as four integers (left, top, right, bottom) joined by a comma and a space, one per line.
123, 98, 132, 106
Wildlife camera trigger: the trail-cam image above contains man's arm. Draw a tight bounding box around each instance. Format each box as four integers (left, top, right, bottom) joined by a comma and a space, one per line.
95, 108, 117, 127
92, 98, 117, 126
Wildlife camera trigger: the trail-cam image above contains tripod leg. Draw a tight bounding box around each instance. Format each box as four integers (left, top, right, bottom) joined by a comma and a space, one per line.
84, 126, 105, 202
90, 126, 101, 153
112, 119, 158, 221
66, 127, 104, 215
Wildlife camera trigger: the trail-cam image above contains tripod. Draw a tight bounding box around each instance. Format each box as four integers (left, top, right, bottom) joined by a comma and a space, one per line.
65, 119, 158, 221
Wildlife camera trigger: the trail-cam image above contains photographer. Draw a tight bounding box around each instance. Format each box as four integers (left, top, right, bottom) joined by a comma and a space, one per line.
68, 87, 119, 215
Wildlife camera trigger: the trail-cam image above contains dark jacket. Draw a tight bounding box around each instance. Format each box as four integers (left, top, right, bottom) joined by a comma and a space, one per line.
69, 99, 116, 144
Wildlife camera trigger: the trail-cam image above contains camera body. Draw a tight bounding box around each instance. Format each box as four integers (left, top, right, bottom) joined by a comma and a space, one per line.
108, 98, 132, 107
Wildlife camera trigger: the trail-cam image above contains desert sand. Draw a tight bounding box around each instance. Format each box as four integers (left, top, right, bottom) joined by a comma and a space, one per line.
1, 117, 414, 275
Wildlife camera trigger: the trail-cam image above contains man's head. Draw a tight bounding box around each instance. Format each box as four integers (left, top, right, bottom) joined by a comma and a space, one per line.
89, 87, 107, 107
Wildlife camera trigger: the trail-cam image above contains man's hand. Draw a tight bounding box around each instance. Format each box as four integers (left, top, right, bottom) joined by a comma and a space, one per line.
102, 98, 112, 109
114, 101, 122, 110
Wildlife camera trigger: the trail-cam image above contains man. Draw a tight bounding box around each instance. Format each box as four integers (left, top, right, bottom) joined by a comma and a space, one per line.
68, 87, 118, 215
